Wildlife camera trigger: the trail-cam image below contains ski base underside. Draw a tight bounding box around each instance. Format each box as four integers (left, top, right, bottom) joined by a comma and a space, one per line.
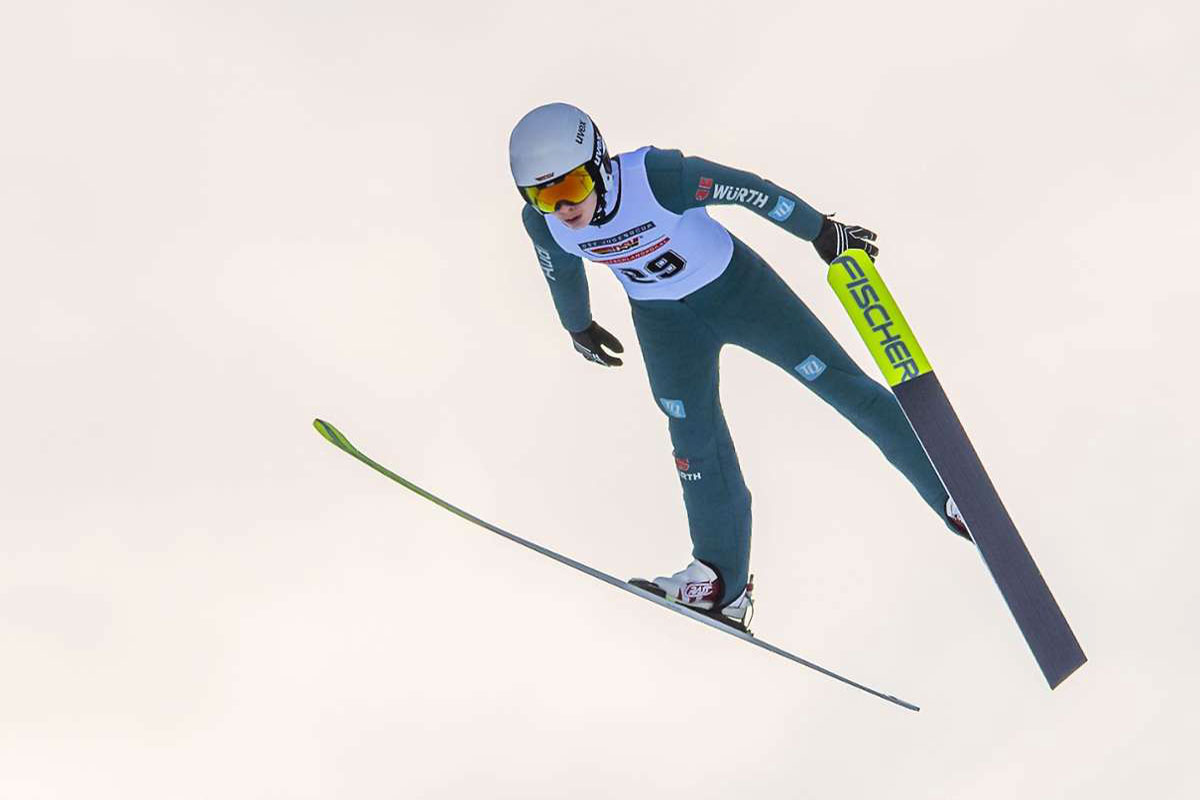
827, 248, 1085, 689
894, 373, 1087, 688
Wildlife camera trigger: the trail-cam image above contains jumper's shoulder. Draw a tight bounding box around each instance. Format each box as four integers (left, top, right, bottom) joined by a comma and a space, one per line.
642, 145, 684, 172
521, 203, 550, 240
639, 146, 689, 214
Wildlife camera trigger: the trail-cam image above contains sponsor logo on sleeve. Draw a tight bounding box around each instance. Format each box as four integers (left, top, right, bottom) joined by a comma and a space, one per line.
712, 183, 770, 209
768, 196, 796, 222
695, 176, 713, 201
794, 355, 827, 381
535, 245, 555, 280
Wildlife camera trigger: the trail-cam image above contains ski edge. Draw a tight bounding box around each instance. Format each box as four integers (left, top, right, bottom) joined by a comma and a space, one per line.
312, 418, 920, 712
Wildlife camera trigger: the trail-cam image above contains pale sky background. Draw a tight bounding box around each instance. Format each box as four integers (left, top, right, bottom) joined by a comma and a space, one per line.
2, 1, 1197, 797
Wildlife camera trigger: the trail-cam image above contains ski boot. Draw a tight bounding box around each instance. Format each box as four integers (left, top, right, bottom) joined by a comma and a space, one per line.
630, 559, 754, 634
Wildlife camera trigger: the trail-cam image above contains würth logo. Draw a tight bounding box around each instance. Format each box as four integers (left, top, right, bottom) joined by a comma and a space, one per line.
712, 183, 769, 209
675, 454, 702, 482
695, 177, 713, 201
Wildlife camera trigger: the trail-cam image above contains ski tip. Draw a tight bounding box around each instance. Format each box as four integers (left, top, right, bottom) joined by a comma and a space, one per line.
313, 418, 356, 453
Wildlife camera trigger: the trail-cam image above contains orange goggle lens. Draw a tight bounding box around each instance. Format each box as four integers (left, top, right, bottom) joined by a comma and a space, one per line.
522, 165, 595, 213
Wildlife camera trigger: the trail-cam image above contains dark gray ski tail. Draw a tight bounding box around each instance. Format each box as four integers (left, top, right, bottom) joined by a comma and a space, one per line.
894, 375, 1086, 688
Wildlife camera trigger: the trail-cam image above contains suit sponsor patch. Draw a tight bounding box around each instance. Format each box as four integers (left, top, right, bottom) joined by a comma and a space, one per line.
795, 355, 827, 381
769, 196, 796, 222
659, 398, 686, 418
675, 454, 702, 482
711, 183, 769, 209
535, 245, 555, 280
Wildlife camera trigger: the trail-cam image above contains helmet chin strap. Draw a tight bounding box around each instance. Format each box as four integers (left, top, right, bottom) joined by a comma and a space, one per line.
590, 157, 621, 226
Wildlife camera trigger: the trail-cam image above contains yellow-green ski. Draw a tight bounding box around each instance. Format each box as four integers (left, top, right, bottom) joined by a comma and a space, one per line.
312, 418, 921, 710
827, 249, 931, 386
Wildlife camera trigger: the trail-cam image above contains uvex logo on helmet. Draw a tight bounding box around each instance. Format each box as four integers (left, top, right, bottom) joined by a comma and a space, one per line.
575, 119, 586, 144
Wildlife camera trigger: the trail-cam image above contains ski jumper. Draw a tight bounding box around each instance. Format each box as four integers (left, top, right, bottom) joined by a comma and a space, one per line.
520, 146, 949, 605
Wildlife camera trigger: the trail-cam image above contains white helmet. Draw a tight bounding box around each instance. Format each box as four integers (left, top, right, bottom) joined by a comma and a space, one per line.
509, 102, 614, 222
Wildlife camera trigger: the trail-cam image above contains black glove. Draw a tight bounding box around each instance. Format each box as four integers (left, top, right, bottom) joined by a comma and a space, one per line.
812, 215, 879, 264
569, 321, 624, 367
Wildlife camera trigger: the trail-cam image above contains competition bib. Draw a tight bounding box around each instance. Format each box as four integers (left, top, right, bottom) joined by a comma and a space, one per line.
546, 147, 734, 301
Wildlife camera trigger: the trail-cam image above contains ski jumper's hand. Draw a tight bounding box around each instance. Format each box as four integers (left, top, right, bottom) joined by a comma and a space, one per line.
812, 216, 879, 264
570, 321, 624, 367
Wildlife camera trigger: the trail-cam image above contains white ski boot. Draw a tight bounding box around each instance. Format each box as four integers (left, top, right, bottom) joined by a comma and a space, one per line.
630, 559, 754, 633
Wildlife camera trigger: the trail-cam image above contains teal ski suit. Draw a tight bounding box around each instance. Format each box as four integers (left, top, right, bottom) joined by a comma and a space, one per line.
520, 146, 950, 605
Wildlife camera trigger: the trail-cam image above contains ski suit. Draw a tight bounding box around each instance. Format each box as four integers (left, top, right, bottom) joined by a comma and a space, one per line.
520, 146, 949, 605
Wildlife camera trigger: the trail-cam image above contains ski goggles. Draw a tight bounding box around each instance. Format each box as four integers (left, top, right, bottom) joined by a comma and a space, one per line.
521, 164, 595, 214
